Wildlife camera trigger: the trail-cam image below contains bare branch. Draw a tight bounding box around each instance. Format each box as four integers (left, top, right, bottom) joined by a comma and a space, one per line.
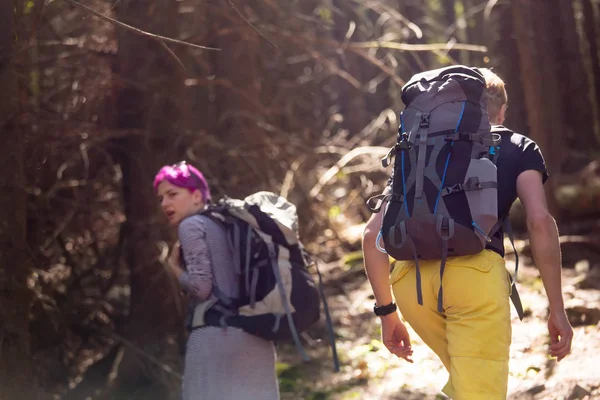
61, 0, 220, 51
158, 40, 187, 71
310, 146, 391, 197
350, 41, 488, 53
227, 0, 280, 50
348, 47, 406, 87
484, 0, 501, 20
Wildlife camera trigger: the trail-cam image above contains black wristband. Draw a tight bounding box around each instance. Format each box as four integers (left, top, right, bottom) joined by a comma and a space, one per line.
374, 302, 397, 316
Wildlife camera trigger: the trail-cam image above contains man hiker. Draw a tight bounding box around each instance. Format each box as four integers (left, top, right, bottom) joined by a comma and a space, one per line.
362, 66, 573, 399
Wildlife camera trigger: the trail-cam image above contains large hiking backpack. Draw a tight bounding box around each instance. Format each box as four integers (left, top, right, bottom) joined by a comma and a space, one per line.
187, 191, 339, 368
368, 66, 502, 313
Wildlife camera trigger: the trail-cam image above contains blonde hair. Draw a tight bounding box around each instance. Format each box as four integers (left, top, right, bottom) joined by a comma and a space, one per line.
479, 68, 508, 123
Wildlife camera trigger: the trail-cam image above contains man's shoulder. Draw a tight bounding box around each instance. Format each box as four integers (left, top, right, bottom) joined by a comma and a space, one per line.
492, 125, 536, 150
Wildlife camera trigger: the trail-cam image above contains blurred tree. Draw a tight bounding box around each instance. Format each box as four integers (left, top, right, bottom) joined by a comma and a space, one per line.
461, 0, 485, 66
553, 0, 598, 153
512, 0, 568, 218
488, 3, 528, 134
208, 2, 275, 195
441, 0, 460, 62
0, 1, 36, 398
581, 0, 600, 141
397, 0, 430, 72
108, 0, 186, 397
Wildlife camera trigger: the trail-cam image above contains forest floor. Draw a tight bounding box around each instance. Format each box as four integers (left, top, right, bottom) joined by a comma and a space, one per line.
276, 241, 600, 400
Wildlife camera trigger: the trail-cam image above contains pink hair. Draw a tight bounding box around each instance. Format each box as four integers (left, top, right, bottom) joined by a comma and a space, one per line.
153, 162, 211, 202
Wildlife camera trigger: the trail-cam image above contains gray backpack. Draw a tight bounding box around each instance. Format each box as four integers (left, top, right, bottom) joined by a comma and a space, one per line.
368, 66, 503, 313
186, 192, 340, 370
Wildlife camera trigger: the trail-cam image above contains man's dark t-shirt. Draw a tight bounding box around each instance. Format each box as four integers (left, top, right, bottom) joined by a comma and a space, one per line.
486, 125, 548, 256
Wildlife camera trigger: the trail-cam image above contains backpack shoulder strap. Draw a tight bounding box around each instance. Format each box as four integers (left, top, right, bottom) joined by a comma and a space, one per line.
503, 218, 524, 320
194, 207, 239, 306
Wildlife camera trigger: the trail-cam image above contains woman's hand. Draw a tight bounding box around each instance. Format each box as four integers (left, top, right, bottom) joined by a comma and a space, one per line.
168, 241, 185, 280
380, 312, 413, 363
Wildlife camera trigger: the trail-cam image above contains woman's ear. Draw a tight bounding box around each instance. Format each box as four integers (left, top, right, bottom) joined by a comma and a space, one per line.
192, 189, 204, 206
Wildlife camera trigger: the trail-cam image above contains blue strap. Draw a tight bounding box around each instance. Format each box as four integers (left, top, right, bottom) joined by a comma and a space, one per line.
455, 101, 466, 131
400, 111, 405, 133
376, 230, 387, 253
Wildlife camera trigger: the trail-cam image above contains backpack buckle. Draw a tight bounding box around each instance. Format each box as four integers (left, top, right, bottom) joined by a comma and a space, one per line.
398, 135, 412, 150
419, 113, 430, 128
458, 132, 470, 141
437, 216, 455, 240
441, 183, 463, 196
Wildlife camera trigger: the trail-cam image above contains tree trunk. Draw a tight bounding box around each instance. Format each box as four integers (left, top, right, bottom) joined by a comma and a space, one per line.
0, 1, 35, 398
332, 0, 370, 139
553, 0, 598, 152
511, 0, 567, 219
461, 0, 485, 65
109, 0, 185, 397
205, 2, 272, 196
581, 0, 600, 143
488, 3, 528, 134
442, 0, 460, 62
397, 0, 429, 74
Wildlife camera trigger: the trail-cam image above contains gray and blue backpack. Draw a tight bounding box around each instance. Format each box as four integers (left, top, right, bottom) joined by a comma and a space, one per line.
369, 65, 522, 318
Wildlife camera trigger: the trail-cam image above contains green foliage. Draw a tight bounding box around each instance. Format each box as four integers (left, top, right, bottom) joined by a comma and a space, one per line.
341, 250, 364, 269
24, 0, 34, 14
454, 1, 465, 19
328, 205, 342, 219
316, 5, 332, 23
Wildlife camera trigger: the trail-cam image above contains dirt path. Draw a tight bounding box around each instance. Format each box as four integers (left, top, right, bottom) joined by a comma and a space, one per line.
277, 260, 600, 400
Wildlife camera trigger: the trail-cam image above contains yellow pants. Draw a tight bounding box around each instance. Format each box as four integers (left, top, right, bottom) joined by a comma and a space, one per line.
390, 250, 512, 400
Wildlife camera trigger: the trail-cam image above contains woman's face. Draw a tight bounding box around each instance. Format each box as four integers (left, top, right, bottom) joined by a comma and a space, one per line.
156, 180, 204, 226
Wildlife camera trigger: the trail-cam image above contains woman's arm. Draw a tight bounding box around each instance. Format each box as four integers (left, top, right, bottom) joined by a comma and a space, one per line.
177, 217, 213, 301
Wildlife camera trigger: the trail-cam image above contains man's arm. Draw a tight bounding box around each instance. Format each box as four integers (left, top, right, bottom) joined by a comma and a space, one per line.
516, 170, 573, 361
363, 208, 395, 307
362, 190, 413, 362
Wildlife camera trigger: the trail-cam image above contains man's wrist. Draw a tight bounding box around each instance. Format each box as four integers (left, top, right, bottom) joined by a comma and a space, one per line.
548, 298, 565, 312
374, 301, 397, 316
379, 312, 399, 321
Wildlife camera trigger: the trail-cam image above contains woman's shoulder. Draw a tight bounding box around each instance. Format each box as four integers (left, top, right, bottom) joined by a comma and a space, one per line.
178, 213, 225, 237
179, 214, 209, 234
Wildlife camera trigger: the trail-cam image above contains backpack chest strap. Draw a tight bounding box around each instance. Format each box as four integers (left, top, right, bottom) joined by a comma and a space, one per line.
445, 132, 501, 147
441, 179, 498, 196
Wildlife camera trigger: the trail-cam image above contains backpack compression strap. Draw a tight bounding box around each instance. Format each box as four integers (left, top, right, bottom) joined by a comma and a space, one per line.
266, 242, 310, 361
436, 216, 455, 313
503, 219, 524, 320
488, 217, 524, 320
